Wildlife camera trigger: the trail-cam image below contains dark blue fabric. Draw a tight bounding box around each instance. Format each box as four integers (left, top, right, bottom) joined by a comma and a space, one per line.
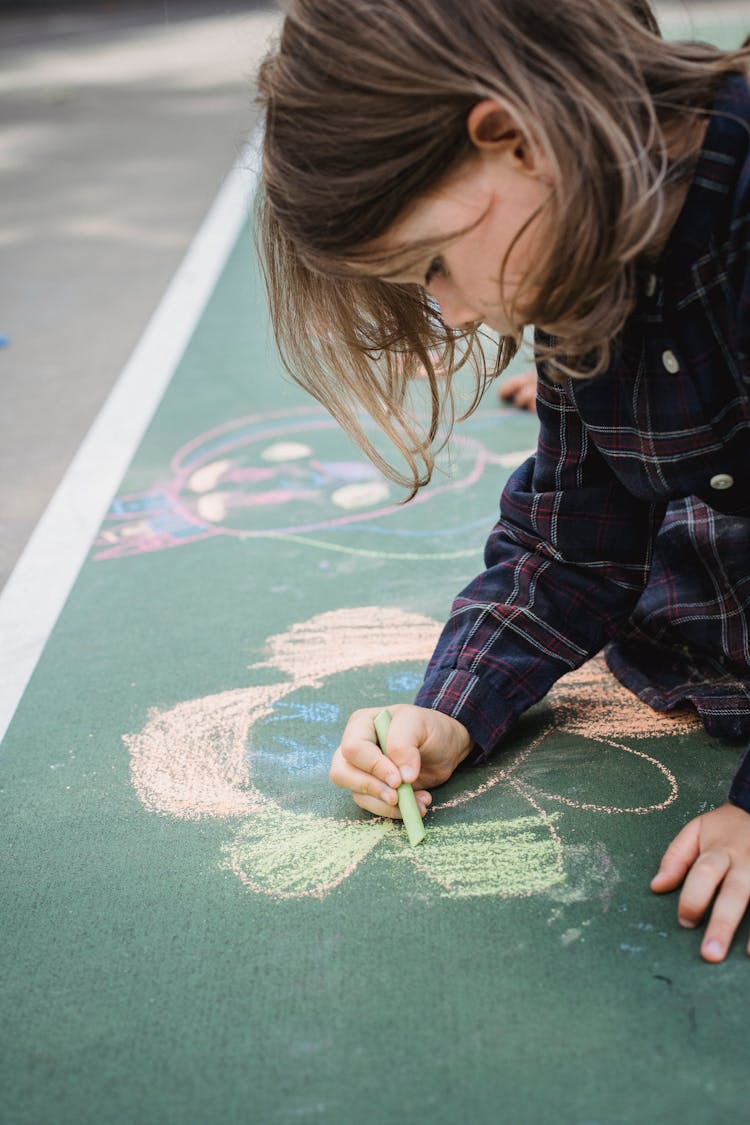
416, 74, 750, 808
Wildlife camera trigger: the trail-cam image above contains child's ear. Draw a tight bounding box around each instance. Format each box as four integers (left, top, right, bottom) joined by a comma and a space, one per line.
466, 99, 537, 172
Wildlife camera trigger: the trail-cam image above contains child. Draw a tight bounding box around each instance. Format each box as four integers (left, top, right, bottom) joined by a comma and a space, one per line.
257, 0, 750, 962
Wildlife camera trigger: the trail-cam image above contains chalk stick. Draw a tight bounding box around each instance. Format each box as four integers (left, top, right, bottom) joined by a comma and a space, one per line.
373, 709, 426, 847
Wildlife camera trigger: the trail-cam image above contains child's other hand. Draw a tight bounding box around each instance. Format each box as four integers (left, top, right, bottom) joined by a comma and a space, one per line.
329, 704, 473, 820
498, 368, 537, 412
651, 803, 750, 962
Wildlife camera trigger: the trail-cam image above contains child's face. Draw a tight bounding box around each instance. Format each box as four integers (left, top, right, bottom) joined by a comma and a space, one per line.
366, 140, 551, 334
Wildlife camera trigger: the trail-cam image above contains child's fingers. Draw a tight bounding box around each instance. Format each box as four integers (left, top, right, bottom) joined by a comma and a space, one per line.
353, 789, 432, 821
340, 737, 402, 789
498, 370, 531, 395
699, 871, 750, 962
650, 817, 701, 893
498, 375, 519, 398
376, 708, 425, 785
332, 709, 403, 787
516, 382, 538, 410
330, 706, 427, 807
352, 791, 402, 819
675, 848, 731, 928
330, 745, 400, 807
498, 369, 537, 411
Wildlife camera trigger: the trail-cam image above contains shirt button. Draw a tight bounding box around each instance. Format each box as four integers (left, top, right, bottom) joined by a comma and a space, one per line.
661, 349, 680, 373
710, 473, 734, 491
644, 273, 658, 297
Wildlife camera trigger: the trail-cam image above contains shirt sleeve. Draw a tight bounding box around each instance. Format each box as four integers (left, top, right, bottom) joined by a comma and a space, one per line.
414, 358, 665, 759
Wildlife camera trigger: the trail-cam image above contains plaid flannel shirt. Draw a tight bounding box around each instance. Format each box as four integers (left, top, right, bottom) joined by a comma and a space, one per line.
415, 73, 750, 811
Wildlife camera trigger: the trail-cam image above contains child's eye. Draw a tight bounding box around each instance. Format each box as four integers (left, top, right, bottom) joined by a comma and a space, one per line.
424, 256, 445, 287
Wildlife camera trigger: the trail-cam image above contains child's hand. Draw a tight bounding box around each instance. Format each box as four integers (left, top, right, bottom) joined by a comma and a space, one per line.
651, 803, 750, 962
498, 368, 537, 412
329, 704, 473, 820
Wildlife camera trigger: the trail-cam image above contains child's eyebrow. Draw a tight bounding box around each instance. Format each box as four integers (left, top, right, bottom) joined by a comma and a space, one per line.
349, 212, 488, 280
346, 238, 442, 280
331, 255, 431, 286
373, 248, 438, 281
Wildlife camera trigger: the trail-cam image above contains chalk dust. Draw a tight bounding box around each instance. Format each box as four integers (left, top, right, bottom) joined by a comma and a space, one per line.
544, 841, 621, 909
561, 928, 582, 946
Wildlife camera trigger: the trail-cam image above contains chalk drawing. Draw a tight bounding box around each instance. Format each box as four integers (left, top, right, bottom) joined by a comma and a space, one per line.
431, 658, 691, 818
94, 406, 535, 561
125, 607, 700, 902
230, 807, 390, 899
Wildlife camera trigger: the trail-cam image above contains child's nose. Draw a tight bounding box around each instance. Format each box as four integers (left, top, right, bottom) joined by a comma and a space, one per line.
437, 294, 479, 330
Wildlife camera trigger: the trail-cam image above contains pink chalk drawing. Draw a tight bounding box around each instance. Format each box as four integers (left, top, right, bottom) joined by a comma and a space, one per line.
94, 406, 536, 561
124, 607, 699, 902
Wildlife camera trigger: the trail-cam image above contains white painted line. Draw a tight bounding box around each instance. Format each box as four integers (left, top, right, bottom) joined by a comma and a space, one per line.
0, 129, 262, 745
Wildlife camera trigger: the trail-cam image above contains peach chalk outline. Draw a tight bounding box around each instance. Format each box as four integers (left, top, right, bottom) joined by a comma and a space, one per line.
516, 740, 679, 815
125, 612, 698, 901
433, 656, 691, 817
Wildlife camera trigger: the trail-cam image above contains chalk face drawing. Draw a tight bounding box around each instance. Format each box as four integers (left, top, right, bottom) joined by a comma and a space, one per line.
94, 406, 535, 561
125, 607, 699, 901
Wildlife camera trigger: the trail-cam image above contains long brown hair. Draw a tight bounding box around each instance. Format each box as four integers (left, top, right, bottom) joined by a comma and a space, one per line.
257, 0, 749, 494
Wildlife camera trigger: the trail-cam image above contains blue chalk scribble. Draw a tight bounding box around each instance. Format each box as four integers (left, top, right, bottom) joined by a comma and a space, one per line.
386, 671, 422, 693
267, 701, 341, 724
255, 735, 335, 775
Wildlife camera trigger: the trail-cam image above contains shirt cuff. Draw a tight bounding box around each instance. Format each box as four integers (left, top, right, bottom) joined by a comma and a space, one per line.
414, 668, 520, 762
728, 744, 750, 813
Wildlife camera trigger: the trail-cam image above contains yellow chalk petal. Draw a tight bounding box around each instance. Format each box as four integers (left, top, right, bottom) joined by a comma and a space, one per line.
408, 816, 565, 899
228, 806, 389, 899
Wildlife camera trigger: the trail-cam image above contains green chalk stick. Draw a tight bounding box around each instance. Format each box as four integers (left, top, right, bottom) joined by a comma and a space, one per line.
373, 709, 426, 847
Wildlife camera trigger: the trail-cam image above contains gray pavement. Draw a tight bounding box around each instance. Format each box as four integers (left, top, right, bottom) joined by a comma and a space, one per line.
0, 0, 280, 591
0, 1, 747, 598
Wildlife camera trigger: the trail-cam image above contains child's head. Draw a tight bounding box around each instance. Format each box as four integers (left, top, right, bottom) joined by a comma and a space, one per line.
257, 0, 747, 491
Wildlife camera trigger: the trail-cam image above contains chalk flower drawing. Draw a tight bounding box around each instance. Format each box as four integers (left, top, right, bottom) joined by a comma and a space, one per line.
94, 406, 535, 562
125, 608, 697, 901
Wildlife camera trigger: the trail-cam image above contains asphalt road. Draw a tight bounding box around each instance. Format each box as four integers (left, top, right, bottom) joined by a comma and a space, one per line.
0, 0, 280, 591
0, 0, 747, 596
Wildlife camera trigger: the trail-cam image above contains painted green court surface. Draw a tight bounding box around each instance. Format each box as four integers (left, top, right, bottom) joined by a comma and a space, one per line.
2, 10, 749, 1124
